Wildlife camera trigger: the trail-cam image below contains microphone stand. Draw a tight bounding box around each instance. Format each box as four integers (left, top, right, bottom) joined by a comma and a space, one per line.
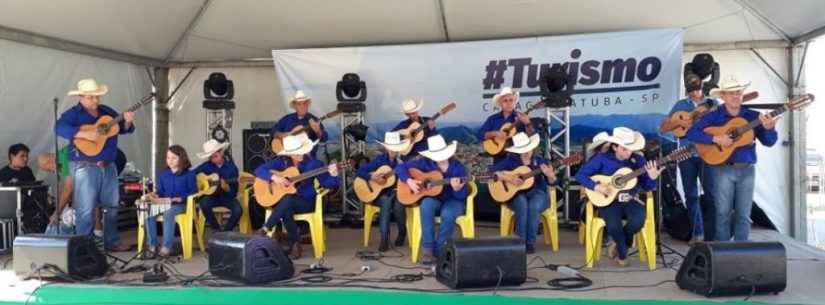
53, 98, 61, 208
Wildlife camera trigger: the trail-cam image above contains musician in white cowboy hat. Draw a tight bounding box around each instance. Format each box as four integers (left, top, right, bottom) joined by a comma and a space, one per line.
355, 131, 411, 251
575, 127, 661, 266
685, 76, 778, 242
56, 78, 137, 252
478, 87, 536, 160
193, 139, 243, 233
394, 135, 468, 262
253, 134, 339, 259
270, 90, 328, 157
392, 98, 438, 161
488, 132, 557, 253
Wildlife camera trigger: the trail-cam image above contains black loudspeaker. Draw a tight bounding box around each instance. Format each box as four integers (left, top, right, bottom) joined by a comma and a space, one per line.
13, 234, 109, 279
207, 232, 293, 284
436, 237, 526, 289
242, 128, 273, 173
676, 242, 787, 297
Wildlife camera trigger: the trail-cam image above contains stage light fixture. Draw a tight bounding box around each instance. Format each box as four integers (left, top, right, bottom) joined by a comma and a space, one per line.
683, 53, 719, 96
539, 68, 574, 108
336, 73, 367, 102
204, 72, 234, 100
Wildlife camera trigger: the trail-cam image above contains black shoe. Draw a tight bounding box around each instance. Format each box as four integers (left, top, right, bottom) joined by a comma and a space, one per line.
526, 244, 536, 254
394, 233, 406, 247
379, 236, 390, 252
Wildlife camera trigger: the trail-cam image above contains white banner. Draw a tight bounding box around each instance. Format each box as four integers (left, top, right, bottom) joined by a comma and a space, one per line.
273, 29, 683, 145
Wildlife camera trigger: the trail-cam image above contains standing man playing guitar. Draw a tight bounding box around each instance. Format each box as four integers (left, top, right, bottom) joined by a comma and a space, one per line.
659, 74, 717, 243
488, 133, 556, 254
194, 139, 241, 232
685, 77, 778, 242
393, 99, 438, 161
254, 134, 339, 259
395, 135, 468, 263
478, 87, 535, 160
270, 91, 328, 158
55, 79, 134, 252
575, 127, 661, 266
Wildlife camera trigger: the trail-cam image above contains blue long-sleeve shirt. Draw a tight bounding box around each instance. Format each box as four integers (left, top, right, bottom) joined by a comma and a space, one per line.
270, 112, 328, 157
194, 160, 240, 201
356, 153, 402, 180
667, 97, 718, 146
56, 103, 135, 161
156, 168, 198, 202
392, 117, 438, 161
394, 158, 468, 202
684, 105, 778, 164
488, 154, 556, 191
253, 157, 339, 202
476, 111, 534, 142
574, 152, 657, 195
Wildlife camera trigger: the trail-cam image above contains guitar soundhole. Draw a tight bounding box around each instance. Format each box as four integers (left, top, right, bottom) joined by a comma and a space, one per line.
611, 176, 624, 189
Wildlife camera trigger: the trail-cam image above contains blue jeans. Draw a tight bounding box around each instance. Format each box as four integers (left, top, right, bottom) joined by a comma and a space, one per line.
507, 188, 548, 245
71, 162, 121, 249
678, 156, 714, 238
199, 196, 241, 231
420, 197, 465, 256
376, 190, 406, 237
264, 195, 313, 244
709, 164, 755, 241
145, 203, 186, 249
600, 200, 646, 260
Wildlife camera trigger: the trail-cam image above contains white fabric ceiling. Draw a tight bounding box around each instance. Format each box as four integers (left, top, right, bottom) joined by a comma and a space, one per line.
0, 0, 823, 63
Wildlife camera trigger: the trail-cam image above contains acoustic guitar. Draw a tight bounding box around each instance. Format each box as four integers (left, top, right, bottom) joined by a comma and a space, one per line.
482, 101, 547, 155
253, 160, 352, 207
396, 168, 492, 205
696, 94, 814, 165
668, 91, 758, 138
584, 147, 692, 207
398, 102, 457, 155
73, 95, 153, 156
353, 165, 396, 203
196, 173, 255, 196
270, 110, 342, 154
488, 153, 583, 202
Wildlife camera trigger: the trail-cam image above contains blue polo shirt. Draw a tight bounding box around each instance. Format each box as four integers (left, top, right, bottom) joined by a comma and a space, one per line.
392, 117, 438, 161
194, 160, 240, 201
156, 168, 198, 202
356, 153, 402, 180
574, 152, 657, 196
667, 97, 717, 146
270, 112, 329, 157
488, 154, 556, 191
253, 157, 339, 202
685, 105, 778, 164
476, 111, 534, 142
395, 158, 468, 202
56, 103, 135, 161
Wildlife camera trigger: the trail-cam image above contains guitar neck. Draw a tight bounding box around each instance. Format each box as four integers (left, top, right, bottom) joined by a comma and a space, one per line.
105, 96, 151, 128
289, 163, 340, 184
738, 105, 787, 134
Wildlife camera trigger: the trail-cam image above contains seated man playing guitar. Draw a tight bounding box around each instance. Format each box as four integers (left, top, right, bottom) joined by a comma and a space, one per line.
253, 134, 339, 259
685, 77, 778, 242
488, 133, 556, 254
355, 131, 410, 252
575, 127, 661, 267
393, 99, 438, 161
144, 145, 197, 258
478, 87, 536, 161
270, 90, 328, 158
194, 139, 241, 232
395, 135, 468, 262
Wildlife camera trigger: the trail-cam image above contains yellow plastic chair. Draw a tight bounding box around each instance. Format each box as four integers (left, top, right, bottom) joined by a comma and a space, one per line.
362, 203, 381, 247
582, 191, 656, 270
264, 186, 330, 259
406, 181, 477, 264
136, 192, 202, 260
195, 185, 254, 252
499, 187, 559, 251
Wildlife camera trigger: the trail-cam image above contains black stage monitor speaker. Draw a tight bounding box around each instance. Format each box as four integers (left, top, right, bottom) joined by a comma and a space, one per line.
242, 128, 273, 173
676, 242, 787, 297
437, 237, 526, 289
13, 234, 109, 279
208, 232, 293, 284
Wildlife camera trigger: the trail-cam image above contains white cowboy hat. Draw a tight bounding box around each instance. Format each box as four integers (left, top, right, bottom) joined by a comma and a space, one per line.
602, 127, 646, 152
377, 131, 411, 152
277, 133, 318, 156
586, 131, 611, 152
492, 87, 520, 106
68, 79, 109, 96
709, 76, 751, 98
289, 90, 312, 107
197, 139, 230, 159
401, 98, 423, 114
505, 132, 541, 154
419, 135, 457, 162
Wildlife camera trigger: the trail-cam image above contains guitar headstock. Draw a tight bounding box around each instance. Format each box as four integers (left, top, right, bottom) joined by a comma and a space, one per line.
323, 110, 343, 120
788, 93, 815, 111
559, 153, 584, 166
336, 159, 356, 170
440, 102, 457, 115
666, 146, 694, 163
525, 100, 547, 114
